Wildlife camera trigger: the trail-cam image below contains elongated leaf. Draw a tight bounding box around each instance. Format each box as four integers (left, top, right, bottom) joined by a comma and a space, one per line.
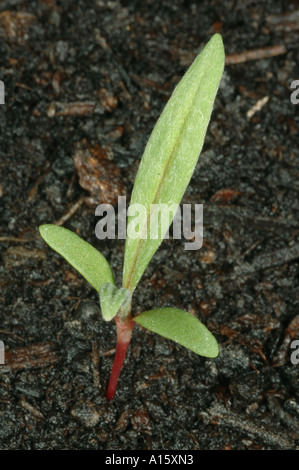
123, 34, 225, 292
39, 224, 114, 292
133, 308, 219, 358
99, 283, 131, 321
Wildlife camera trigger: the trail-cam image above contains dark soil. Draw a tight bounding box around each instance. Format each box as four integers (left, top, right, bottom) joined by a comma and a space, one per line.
0, 0, 299, 450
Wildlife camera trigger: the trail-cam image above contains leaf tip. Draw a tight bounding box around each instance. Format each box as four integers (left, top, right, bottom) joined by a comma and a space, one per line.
39, 224, 52, 241
207, 336, 220, 358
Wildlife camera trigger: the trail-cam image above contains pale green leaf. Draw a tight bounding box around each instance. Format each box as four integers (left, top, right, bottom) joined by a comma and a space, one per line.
133, 308, 219, 358
123, 34, 225, 292
99, 283, 132, 321
39, 224, 114, 292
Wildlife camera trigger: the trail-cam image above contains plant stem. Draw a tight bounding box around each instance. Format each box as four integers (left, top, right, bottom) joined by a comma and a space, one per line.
106, 315, 134, 401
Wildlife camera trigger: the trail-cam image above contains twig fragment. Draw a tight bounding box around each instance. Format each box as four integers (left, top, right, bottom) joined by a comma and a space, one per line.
225, 45, 287, 65
91, 341, 101, 390
0, 236, 37, 243
3, 342, 59, 371
54, 196, 85, 226
199, 401, 297, 449
246, 96, 270, 120
20, 396, 44, 420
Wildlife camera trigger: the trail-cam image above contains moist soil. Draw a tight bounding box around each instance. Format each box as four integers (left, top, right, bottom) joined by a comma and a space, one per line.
0, 0, 299, 450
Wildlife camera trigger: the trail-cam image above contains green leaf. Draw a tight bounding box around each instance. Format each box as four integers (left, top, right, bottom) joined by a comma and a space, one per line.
39, 224, 114, 292
123, 34, 225, 292
133, 308, 219, 358
99, 283, 132, 321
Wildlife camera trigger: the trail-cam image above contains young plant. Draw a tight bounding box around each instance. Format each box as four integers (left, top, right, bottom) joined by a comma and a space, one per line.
39, 34, 225, 401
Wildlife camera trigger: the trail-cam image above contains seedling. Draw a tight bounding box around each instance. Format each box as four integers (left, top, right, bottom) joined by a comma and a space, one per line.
39, 34, 225, 400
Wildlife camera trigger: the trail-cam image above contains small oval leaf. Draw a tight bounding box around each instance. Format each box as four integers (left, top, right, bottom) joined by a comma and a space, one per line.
39, 224, 114, 292
133, 308, 219, 358
100, 283, 132, 321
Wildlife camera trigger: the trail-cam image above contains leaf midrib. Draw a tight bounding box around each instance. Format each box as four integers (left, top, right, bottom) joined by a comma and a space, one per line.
124, 75, 205, 292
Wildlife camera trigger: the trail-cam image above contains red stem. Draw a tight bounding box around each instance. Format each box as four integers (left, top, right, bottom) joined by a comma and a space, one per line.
106, 316, 134, 401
